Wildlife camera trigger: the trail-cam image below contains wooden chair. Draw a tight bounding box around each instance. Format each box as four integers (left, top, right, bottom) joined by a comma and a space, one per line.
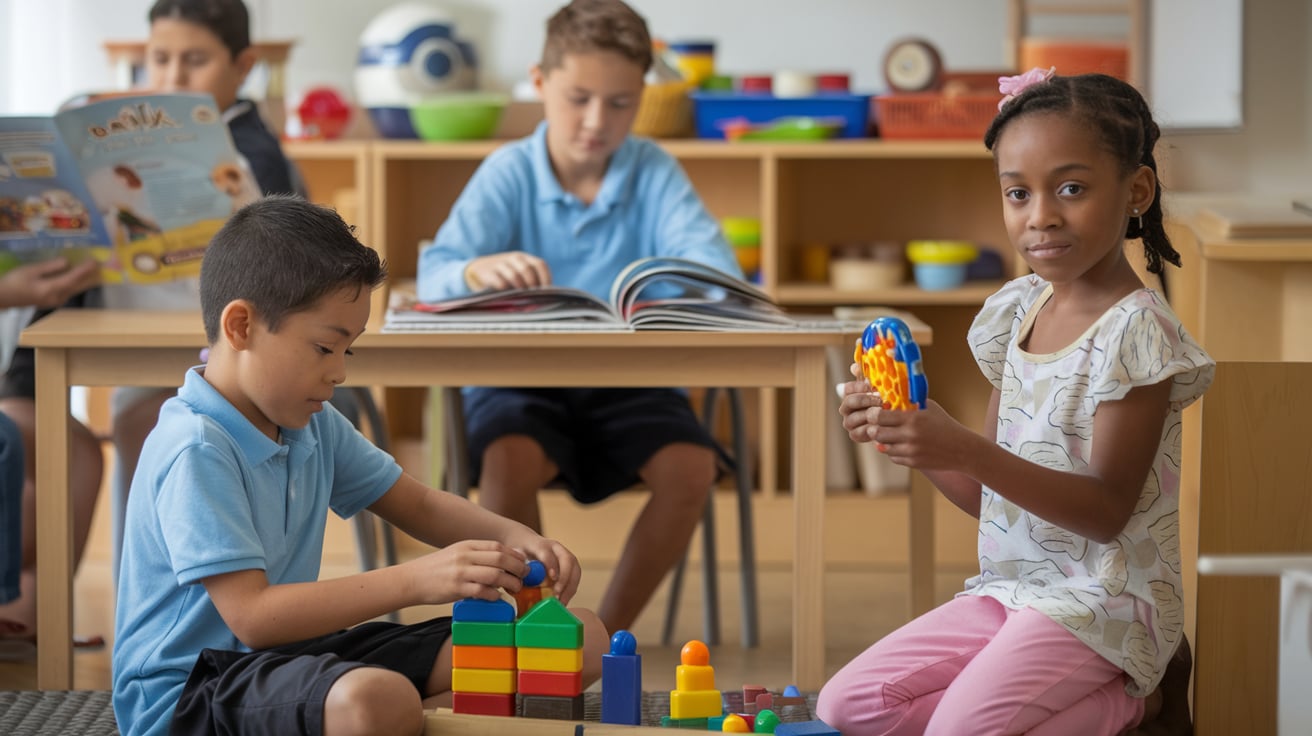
439, 386, 760, 649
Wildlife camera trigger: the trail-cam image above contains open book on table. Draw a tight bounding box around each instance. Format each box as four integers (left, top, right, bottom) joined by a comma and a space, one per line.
386, 256, 804, 332
0, 92, 258, 284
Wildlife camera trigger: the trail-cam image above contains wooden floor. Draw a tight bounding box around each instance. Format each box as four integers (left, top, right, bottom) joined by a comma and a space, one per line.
0, 440, 972, 693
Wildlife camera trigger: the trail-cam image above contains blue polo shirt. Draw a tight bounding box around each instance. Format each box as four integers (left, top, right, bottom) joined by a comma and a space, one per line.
416, 121, 741, 302
112, 367, 403, 736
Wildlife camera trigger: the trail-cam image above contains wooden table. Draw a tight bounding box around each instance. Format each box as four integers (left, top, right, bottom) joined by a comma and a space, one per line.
23, 310, 931, 691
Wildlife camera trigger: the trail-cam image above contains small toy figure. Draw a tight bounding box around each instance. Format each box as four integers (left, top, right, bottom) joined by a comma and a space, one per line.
854, 316, 928, 410
600, 629, 642, 725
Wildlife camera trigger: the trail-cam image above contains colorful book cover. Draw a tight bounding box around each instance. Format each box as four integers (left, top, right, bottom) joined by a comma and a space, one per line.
0, 92, 257, 284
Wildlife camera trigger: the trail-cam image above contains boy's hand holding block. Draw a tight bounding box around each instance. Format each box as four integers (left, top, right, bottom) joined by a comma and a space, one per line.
854, 316, 928, 411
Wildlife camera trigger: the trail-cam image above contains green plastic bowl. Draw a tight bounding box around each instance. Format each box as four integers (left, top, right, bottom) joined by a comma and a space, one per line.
408, 93, 508, 141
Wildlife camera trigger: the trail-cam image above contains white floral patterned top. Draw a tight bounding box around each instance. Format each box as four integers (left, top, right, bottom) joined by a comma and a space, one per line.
962, 275, 1215, 695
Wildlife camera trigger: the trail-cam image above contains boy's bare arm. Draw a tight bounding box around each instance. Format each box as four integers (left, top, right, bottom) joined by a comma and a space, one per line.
368, 473, 583, 601
202, 537, 526, 650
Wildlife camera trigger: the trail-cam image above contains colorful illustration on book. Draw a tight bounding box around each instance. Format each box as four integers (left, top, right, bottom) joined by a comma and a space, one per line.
0, 92, 257, 283
855, 316, 928, 411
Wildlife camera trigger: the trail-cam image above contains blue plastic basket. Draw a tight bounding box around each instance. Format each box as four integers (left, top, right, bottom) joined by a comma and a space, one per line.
690, 92, 872, 139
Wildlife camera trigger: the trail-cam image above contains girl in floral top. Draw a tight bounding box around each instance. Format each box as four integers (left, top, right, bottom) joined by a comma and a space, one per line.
817, 71, 1215, 736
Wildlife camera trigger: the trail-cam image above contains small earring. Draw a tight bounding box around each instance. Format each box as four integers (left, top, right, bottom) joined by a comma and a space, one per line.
1132, 208, 1143, 232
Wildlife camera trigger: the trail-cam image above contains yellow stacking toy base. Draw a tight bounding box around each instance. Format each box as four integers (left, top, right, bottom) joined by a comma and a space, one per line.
669, 640, 722, 720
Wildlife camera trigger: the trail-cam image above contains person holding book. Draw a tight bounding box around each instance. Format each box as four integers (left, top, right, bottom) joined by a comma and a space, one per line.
108, 0, 358, 579
416, 0, 744, 635
0, 256, 102, 656
112, 195, 606, 736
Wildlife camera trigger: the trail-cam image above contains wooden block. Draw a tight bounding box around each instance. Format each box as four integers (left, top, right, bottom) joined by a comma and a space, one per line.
519, 694, 584, 721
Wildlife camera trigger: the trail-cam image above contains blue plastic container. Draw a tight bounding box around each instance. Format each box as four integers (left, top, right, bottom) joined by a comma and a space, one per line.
691, 92, 871, 139
913, 263, 969, 291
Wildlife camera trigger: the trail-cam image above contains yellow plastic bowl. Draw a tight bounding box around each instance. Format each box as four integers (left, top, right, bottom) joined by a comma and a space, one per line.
409, 93, 508, 141
906, 240, 978, 265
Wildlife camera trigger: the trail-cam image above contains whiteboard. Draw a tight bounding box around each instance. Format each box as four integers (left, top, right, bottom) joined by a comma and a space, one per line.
1149, 0, 1244, 129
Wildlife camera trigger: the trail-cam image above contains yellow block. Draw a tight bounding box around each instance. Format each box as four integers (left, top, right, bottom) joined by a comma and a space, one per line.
669, 688, 722, 720
516, 646, 583, 673
451, 667, 516, 694
675, 663, 715, 692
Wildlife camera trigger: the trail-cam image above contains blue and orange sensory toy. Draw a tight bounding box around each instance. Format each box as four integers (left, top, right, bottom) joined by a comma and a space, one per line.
855, 316, 928, 410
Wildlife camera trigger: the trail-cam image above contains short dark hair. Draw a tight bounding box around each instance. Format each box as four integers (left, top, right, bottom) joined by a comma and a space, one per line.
541, 0, 652, 74
985, 73, 1180, 276
148, 0, 251, 59
200, 196, 387, 344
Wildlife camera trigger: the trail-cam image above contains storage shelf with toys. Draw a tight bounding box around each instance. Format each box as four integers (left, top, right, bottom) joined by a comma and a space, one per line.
283, 137, 1014, 502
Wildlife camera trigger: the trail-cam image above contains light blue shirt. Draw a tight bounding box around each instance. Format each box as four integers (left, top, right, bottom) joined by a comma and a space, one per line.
416, 121, 742, 302
111, 367, 403, 736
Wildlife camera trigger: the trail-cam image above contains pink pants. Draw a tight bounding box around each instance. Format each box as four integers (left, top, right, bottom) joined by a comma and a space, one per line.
815, 596, 1145, 736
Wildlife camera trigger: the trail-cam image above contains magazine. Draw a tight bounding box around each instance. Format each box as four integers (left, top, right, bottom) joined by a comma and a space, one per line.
385, 256, 803, 332
0, 92, 258, 284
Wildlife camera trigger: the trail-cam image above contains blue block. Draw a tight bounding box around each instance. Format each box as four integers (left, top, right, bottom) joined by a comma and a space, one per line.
600, 630, 641, 725
774, 720, 840, 736
452, 597, 515, 623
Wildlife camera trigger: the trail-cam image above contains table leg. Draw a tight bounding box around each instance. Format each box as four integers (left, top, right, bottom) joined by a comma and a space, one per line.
34, 348, 73, 689
791, 348, 827, 691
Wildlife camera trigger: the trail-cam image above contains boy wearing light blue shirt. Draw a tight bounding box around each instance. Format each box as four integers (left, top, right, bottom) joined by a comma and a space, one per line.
416, 0, 743, 636
112, 196, 605, 736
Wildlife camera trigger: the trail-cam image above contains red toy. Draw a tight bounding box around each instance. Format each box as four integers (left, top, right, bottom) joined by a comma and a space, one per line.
296, 86, 351, 140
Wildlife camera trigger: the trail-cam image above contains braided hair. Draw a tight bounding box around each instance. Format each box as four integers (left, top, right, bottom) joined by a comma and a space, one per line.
984, 74, 1180, 276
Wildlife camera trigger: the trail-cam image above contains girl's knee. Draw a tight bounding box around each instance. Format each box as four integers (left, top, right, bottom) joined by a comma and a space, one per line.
323, 667, 423, 736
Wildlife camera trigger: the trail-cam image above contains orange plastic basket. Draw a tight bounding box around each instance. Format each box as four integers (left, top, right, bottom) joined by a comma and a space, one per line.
632, 80, 696, 138
874, 92, 1001, 140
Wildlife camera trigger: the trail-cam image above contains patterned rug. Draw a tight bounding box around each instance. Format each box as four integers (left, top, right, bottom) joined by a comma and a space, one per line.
0, 688, 820, 734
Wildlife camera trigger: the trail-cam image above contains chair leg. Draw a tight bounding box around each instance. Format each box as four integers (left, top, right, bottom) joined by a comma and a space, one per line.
442, 387, 470, 498
661, 553, 689, 647
342, 387, 399, 623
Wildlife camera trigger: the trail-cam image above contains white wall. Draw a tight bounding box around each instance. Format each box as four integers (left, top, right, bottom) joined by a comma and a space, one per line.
2, 0, 1308, 194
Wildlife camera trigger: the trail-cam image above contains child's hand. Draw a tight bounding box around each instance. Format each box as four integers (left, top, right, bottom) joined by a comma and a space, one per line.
868, 399, 973, 471
839, 360, 884, 444
506, 533, 583, 605
0, 258, 100, 309
465, 252, 552, 291
407, 539, 529, 605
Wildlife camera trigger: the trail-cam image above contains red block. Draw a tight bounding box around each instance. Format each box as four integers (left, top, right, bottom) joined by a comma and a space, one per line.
518, 669, 583, 697
452, 692, 515, 717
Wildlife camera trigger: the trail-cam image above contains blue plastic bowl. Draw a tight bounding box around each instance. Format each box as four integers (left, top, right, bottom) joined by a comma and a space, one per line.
913, 263, 968, 291
367, 106, 418, 139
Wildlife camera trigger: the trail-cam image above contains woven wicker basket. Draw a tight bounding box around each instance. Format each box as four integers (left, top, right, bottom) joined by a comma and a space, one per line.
632, 80, 696, 138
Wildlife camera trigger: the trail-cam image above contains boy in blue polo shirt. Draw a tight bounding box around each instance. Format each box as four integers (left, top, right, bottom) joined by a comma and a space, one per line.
113, 196, 605, 736
416, 0, 743, 636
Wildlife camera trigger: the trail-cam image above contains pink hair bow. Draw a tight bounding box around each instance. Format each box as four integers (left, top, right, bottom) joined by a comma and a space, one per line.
997, 66, 1056, 110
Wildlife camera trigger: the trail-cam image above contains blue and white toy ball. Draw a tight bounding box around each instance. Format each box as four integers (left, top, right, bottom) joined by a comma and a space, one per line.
355, 2, 479, 138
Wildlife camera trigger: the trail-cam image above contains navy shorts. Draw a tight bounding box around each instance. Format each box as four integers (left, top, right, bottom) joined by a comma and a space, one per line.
463, 387, 716, 504
169, 616, 452, 736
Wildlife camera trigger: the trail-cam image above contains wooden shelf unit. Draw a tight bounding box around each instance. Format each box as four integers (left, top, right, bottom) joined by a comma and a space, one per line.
284, 139, 1017, 497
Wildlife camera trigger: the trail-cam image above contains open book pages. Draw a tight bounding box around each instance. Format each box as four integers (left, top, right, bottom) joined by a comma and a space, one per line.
386, 256, 857, 333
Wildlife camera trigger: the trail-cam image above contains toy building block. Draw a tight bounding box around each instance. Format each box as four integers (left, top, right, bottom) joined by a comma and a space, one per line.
658, 715, 709, 729
453, 597, 516, 623
774, 720, 840, 736
517, 645, 584, 673
451, 644, 516, 670
854, 316, 928, 411
600, 630, 642, 726
517, 669, 582, 697
451, 667, 516, 694
451, 620, 516, 647
450, 691, 515, 717
519, 693, 584, 721
722, 713, 751, 732
515, 597, 583, 649
753, 708, 780, 733
514, 559, 549, 618
668, 639, 723, 720
742, 685, 768, 714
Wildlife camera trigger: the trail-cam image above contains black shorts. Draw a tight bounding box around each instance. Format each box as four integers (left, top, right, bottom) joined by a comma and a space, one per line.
463, 387, 716, 504
169, 616, 452, 736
